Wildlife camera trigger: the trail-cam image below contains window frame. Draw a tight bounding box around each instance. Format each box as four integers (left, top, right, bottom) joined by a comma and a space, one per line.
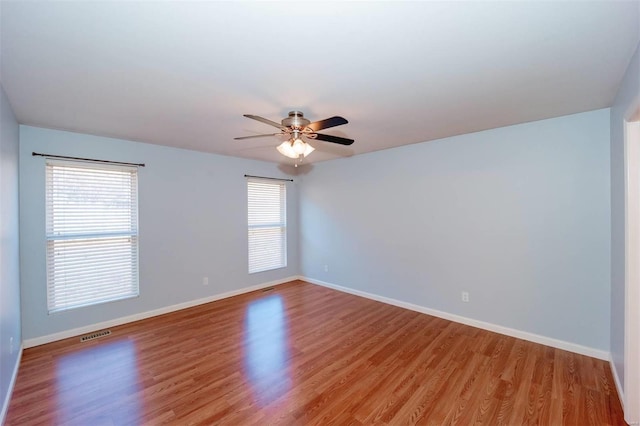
247, 177, 287, 274
45, 159, 140, 313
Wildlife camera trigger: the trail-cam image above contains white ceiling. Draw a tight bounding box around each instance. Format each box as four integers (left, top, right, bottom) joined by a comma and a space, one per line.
1, 1, 638, 166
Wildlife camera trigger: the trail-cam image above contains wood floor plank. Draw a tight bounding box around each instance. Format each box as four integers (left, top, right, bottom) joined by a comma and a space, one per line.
6, 280, 627, 425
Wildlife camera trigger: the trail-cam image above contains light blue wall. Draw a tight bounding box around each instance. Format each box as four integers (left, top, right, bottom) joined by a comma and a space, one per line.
0, 84, 21, 420
19, 126, 299, 341
299, 109, 611, 351
610, 41, 640, 391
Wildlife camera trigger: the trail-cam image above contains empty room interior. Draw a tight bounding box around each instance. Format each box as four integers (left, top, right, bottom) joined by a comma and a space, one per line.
1, 1, 639, 425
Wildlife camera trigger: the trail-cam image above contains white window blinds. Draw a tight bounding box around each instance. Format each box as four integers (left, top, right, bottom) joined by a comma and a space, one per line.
247, 178, 287, 273
46, 160, 139, 313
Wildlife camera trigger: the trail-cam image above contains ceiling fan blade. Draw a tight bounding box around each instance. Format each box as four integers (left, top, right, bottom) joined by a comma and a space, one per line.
314, 133, 354, 145
243, 114, 286, 130
234, 133, 281, 140
306, 116, 348, 132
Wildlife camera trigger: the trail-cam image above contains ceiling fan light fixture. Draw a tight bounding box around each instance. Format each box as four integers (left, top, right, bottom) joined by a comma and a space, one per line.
302, 142, 315, 157
277, 138, 314, 160
276, 141, 299, 159
292, 138, 306, 155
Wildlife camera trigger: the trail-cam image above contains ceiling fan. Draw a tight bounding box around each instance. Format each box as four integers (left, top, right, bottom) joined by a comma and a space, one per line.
234, 111, 354, 161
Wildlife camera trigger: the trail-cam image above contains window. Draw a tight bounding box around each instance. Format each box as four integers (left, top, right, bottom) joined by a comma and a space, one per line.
46, 160, 139, 313
247, 178, 287, 273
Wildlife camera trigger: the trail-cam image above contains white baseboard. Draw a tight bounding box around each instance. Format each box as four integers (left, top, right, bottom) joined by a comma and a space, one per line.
303, 276, 610, 361
23, 276, 298, 348
610, 355, 625, 411
1, 343, 23, 425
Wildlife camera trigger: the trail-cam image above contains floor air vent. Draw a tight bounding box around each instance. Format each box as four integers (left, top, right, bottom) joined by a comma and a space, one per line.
80, 330, 111, 342
262, 287, 275, 292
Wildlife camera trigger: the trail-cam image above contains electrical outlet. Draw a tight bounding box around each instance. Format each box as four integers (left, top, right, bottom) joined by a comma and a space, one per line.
462, 291, 470, 303
9, 337, 13, 355
203, 277, 209, 286
324, 265, 329, 272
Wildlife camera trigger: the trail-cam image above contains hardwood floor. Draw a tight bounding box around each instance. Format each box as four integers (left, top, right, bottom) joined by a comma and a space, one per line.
6, 280, 626, 425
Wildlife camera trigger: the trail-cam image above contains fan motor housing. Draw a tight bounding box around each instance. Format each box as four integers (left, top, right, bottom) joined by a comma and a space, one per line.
282, 111, 310, 129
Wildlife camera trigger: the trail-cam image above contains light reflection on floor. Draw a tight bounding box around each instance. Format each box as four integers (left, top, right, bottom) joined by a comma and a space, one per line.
55, 339, 141, 425
244, 294, 292, 405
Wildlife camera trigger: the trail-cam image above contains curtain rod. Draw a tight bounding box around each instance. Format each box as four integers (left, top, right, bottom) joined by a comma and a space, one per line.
244, 174, 293, 182
32, 152, 145, 167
